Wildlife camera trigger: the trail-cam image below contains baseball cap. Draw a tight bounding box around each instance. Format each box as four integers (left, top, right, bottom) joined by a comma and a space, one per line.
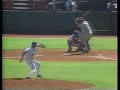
31, 42, 38, 46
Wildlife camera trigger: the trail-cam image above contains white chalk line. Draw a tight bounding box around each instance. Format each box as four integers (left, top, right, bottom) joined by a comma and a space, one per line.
3, 54, 117, 61
89, 56, 117, 60
88, 54, 117, 60
2, 55, 45, 59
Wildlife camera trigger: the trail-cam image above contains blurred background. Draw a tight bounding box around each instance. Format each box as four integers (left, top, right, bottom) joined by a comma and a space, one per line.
2, 0, 117, 35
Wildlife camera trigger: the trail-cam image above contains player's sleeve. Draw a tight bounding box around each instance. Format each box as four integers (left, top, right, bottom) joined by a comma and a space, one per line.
24, 48, 30, 52
67, 35, 73, 41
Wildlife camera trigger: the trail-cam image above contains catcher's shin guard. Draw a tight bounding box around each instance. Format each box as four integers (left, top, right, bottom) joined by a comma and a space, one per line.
67, 41, 72, 53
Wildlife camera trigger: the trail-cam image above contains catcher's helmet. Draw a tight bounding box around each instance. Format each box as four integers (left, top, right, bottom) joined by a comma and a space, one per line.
74, 18, 80, 24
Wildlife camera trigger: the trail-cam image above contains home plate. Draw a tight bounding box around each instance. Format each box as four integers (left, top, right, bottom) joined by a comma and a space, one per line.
62, 53, 71, 56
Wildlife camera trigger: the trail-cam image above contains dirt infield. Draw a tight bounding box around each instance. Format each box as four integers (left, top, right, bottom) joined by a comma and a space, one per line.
3, 34, 117, 90
3, 78, 95, 90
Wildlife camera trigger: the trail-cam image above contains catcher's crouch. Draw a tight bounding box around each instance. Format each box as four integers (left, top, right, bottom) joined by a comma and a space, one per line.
67, 17, 92, 54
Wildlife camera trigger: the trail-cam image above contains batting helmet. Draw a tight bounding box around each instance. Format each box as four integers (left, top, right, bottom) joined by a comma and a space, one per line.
80, 17, 84, 21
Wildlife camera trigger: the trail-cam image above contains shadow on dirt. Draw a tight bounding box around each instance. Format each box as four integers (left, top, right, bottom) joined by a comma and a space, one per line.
3, 78, 26, 80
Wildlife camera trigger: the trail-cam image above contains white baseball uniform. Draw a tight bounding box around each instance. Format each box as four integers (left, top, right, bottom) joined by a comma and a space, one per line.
78, 21, 92, 42
24, 47, 41, 78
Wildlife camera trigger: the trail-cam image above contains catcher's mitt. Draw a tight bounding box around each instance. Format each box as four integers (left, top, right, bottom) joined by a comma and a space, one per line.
72, 38, 80, 44
37, 44, 46, 48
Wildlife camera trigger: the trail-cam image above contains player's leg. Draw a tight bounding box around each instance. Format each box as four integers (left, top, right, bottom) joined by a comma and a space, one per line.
25, 60, 37, 79
85, 41, 90, 53
84, 35, 92, 53
81, 42, 89, 53
77, 41, 87, 54
78, 34, 92, 54
76, 43, 82, 52
67, 40, 72, 52
33, 60, 42, 78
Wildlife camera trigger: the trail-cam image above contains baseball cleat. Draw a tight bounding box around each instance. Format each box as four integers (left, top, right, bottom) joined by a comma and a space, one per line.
66, 50, 72, 53
36, 75, 42, 78
79, 51, 84, 55
26, 76, 31, 79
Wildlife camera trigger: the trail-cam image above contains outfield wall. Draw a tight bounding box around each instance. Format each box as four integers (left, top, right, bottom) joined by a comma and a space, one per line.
3, 10, 117, 35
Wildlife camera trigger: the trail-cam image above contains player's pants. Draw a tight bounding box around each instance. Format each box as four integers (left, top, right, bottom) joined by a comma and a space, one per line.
67, 40, 90, 53
78, 33, 92, 42
25, 60, 41, 78
67, 41, 81, 51
78, 33, 92, 53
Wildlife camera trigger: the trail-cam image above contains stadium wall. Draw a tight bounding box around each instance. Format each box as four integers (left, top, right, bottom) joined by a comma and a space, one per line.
3, 11, 117, 35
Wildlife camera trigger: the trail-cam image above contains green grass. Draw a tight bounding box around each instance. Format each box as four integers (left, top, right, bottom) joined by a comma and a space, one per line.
2, 37, 117, 50
3, 59, 117, 88
2, 37, 117, 88
2, 37, 67, 50
90, 38, 117, 50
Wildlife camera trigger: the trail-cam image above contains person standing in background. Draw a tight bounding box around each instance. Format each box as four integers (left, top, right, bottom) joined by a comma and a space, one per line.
64, 0, 77, 11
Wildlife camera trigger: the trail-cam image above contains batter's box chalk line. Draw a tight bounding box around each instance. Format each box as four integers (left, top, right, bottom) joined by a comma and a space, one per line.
62, 53, 71, 56
89, 54, 117, 60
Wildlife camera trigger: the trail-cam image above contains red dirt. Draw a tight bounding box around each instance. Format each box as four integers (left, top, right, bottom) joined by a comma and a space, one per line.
3, 49, 117, 62
3, 79, 95, 90
2, 34, 117, 90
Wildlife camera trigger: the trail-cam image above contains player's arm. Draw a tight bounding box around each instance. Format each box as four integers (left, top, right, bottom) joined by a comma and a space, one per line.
19, 51, 26, 63
37, 43, 45, 48
67, 35, 73, 41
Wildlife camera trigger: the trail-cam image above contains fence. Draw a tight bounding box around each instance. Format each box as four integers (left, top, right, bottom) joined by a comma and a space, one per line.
3, 10, 117, 35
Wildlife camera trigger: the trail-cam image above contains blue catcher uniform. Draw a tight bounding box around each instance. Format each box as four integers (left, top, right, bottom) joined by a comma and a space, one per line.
67, 30, 81, 52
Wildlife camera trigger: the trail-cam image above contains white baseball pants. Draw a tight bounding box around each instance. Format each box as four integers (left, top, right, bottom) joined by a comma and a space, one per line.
25, 60, 41, 78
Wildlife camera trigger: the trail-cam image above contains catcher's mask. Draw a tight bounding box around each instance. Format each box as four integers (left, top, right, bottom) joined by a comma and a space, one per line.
73, 31, 79, 38
74, 18, 80, 24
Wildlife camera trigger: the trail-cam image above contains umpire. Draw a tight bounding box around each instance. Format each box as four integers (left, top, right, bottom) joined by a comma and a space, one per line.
74, 17, 92, 53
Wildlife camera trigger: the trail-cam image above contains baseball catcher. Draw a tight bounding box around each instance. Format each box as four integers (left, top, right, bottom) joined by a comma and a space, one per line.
67, 30, 82, 53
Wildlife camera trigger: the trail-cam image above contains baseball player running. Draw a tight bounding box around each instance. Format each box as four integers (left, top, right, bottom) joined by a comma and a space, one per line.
19, 42, 45, 79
